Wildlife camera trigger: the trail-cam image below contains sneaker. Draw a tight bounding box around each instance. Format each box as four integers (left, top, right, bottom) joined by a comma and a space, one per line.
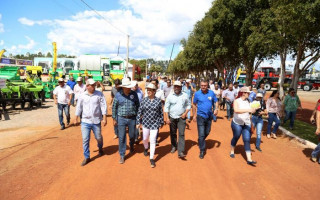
230, 153, 235, 158
311, 156, 317, 162
256, 147, 262, 152
170, 147, 176, 154
178, 152, 186, 158
99, 149, 104, 156
60, 126, 65, 130
144, 149, 148, 157
81, 158, 91, 166
267, 134, 271, 139
119, 156, 125, 164
113, 135, 118, 139
272, 133, 277, 139
150, 159, 156, 168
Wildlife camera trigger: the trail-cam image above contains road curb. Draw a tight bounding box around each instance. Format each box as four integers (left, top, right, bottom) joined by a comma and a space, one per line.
263, 119, 317, 149
278, 126, 317, 149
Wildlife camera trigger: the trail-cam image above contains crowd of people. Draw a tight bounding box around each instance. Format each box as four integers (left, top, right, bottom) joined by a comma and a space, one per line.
52, 75, 320, 168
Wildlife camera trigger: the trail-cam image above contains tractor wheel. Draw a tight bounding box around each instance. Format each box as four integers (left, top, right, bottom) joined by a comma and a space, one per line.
21, 101, 25, 109
264, 82, 272, 91
50, 91, 54, 99
41, 90, 46, 102
303, 84, 312, 91
12, 102, 16, 109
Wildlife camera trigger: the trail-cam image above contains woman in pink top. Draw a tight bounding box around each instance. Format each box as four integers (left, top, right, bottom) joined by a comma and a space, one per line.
266, 90, 282, 139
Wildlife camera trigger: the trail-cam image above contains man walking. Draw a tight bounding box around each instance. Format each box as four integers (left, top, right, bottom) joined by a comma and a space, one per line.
73, 77, 86, 106
53, 78, 73, 130
111, 79, 122, 139
164, 81, 191, 158
163, 79, 173, 99
193, 80, 218, 159
223, 83, 237, 121
74, 79, 107, 166
112, 78, 140, 164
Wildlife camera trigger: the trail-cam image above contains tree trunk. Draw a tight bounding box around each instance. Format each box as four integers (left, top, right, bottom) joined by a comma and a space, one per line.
278, 51, 287, 99
244, 59, 254, 86
290, 42, 304, 91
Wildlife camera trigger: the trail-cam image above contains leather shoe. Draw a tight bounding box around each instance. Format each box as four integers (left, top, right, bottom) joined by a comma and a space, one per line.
199, 151, 204, 159
247, 160, 257, 166
99, 149, 104, 156
170, 147, 176, 154
81, 158, 91, 166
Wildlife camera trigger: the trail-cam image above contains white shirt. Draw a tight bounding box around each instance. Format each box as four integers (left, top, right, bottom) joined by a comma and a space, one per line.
53, 85, 73, 104
233, 98, 251, 125
73, 84, 86, 101
233, 86, 240, 96
155, 89, 165, 101
212, 88, 221, 98
75, 90, 107, 124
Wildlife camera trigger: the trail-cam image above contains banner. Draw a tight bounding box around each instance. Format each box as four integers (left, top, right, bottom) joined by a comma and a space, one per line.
16, 59, 33, 65
0, 58, 16, 64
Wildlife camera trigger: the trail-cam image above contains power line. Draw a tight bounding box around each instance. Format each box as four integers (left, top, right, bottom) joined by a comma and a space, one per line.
79, 0, 128, 36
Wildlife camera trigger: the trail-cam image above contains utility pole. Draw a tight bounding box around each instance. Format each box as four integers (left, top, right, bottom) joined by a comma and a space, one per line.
117, 41, 120, 56
126, 35, 129, 75
145, 58, 148, 79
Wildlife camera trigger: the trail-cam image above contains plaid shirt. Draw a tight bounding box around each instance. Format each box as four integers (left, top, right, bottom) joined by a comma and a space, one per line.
112, 90, 140, 119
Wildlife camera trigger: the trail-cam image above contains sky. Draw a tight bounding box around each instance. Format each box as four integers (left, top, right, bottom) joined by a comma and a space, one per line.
0, 0, 213, 60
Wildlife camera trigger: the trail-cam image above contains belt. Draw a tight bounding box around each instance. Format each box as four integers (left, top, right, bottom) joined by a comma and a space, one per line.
121, 115, 135, 119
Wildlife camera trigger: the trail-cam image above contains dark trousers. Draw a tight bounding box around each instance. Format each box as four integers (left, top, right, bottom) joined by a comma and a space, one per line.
196, 115, 212, 152
169, 116, 186, 153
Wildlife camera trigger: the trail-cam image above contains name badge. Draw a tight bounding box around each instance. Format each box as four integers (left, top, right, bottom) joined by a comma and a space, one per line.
208, 96, 212, 100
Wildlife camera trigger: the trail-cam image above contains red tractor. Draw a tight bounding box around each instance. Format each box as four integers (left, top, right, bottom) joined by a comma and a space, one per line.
298, 78, 320, 91
254, 67, 292, 90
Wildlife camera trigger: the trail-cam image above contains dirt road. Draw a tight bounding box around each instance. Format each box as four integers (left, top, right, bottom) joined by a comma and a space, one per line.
0, 89, 319, 200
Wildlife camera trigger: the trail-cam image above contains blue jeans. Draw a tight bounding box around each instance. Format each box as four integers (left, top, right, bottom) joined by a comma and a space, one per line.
251, 115, 263, 148
196, 115, 212, 152
81, 122, 103, 159
226, 101, 233, 119
311, 142, 320, 163
267, 113, 280, 134
117, 116, 136, 157
114, 124, 118, 136
231, 121, 251, 152
213, 104, 217, 122
57, 103, 70, 127
284, 110, 297, 129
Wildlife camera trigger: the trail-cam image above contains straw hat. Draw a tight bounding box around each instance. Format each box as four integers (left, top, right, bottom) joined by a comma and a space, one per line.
120, 78, 136, 88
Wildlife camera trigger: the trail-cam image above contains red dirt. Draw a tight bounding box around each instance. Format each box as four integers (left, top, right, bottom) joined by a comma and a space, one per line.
0, 87, 319, 200
1, 112, 319, 199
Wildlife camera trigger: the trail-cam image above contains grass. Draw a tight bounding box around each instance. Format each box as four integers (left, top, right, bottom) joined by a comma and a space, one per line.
282, 119, 319, 144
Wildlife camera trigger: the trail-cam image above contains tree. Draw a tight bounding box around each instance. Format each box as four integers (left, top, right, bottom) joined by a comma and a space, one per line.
46, 52, 53, 57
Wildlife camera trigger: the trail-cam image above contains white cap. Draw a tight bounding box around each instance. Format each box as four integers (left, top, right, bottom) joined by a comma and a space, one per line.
120, 78, 136, 88
76, 77, 83, 82
240, 86, 250, 93
256, 93, 263, 98
146, 83, 156, 90
173, 81, 182, 86
58, 78, 64, 82
186, 79, 192, 83
86, 78, 96, 85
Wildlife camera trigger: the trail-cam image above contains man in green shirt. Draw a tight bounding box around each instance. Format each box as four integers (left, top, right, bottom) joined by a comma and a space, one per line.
283, 88, 302, 130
